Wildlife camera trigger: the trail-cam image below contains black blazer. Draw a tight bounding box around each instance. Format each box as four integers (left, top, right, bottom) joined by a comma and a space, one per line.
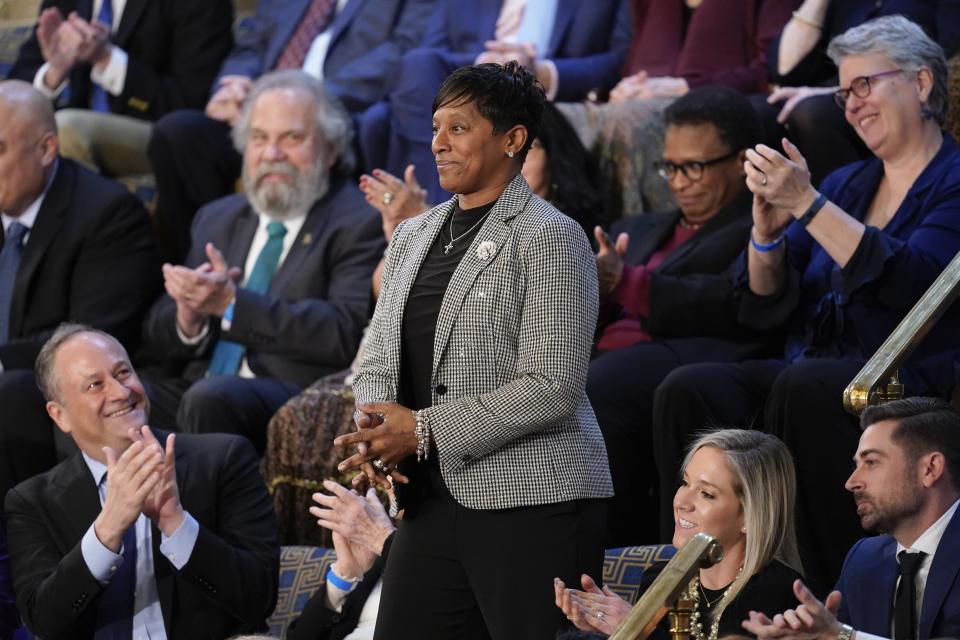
4, 431, 280, 640
9, 0, 233, 121
0, 158, 160, 370
142, 177, 385, 387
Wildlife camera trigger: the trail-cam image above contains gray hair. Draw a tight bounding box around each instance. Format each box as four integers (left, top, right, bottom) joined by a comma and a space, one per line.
680, 429, 803, 626
35, 323, 117, 403
827, 15, 948, 125
232, 70, 355, 176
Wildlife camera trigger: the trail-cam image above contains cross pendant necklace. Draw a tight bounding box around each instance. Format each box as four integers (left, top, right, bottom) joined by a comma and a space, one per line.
445, 207, 491, 255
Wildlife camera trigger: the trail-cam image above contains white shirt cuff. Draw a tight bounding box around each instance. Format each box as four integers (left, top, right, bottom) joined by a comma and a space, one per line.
90, 45, 128, 96
33, 62, 68, 98
81, 523, 126, 585
175, 317, 211, 347
159, 511, 199, 570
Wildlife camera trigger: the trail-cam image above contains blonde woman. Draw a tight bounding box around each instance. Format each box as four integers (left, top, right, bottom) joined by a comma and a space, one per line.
556, 429, 803, 639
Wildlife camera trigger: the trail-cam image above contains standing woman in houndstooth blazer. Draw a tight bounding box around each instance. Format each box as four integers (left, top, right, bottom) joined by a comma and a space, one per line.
335, 62, 613, 639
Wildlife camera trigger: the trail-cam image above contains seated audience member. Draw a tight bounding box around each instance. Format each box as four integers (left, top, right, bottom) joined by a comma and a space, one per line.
286, 481, 396, 640
0, 80, 159, 509
588, 86, 777, 546
148, 0, 433, 263
653, 16, 960, 594
262, 99, 605, 546
742, 398, 960, 640
757, 0, 960, 185
4, 324, 280, 640
556, 430, 804, 638
141, 70, 384, 454
560, 0, 796, 219
358, 0, 631, 203
7, 0, 233, 178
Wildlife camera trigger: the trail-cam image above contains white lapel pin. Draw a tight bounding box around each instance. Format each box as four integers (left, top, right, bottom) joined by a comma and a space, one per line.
476, 240, 496, 261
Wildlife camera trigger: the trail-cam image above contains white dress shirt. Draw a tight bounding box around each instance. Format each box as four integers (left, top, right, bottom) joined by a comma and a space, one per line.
302, 0, 351, 80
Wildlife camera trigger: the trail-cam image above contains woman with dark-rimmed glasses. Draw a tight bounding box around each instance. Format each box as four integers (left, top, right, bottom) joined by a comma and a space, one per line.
652, 14, 960, 595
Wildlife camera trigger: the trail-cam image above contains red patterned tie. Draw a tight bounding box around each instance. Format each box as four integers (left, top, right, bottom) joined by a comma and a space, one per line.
274, 0, 337, 70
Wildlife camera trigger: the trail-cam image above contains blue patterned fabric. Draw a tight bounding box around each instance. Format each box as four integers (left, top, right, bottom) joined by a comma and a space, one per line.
268, 545, 337, 637
602, 544, 676, 604
0, 222, 28, 343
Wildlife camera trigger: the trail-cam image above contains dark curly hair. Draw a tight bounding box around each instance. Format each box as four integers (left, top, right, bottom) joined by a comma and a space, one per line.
663, 85, 763, 154
432, 61, 547, 162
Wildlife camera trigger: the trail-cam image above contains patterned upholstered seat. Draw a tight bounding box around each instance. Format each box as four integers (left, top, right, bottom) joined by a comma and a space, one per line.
266, 544, 675, 636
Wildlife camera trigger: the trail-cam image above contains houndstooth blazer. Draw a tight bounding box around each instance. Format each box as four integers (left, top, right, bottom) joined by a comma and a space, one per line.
353, 174, 613, 509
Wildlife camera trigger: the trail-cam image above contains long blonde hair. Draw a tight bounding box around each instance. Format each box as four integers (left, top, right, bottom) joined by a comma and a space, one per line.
680, 429, 802, 624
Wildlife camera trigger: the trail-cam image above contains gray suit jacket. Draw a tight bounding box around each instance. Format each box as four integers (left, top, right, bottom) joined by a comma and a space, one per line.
353, 174, 613, 509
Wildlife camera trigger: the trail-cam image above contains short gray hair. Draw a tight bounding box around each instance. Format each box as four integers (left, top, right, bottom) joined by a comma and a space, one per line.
35, 323, 116, 403
827, 15, 948, 125
232, 70, 355, 176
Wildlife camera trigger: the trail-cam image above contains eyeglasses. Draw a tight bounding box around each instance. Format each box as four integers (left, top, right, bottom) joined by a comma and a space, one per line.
654, 150, 739, 182
833, 69, 903, 109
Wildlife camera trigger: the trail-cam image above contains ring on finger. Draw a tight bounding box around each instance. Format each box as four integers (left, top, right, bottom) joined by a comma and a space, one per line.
761, 174, 768, 186
383, 192, 394, 205
596, 610, 605, 621
372, 458, 389, 473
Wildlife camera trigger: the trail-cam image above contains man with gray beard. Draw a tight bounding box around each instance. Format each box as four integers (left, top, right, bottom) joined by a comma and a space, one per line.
141, 70, 384, 453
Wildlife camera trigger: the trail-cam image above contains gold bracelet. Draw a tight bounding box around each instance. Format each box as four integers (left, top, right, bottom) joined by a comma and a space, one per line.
792, 10, 823, 30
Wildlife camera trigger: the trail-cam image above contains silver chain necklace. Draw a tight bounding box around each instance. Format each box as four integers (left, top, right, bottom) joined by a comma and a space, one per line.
444, 207, 492, 254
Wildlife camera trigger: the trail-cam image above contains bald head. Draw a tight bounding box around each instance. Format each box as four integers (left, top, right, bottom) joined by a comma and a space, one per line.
0, 80, 57, 137
0, 80, 59, 216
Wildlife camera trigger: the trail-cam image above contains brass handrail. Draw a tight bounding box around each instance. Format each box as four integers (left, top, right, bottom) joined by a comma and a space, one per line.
608, 533, 722, 640
843, 248, 960, 414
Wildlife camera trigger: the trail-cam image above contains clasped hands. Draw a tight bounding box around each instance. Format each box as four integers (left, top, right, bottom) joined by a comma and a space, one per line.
162, 242, 242, 338
37, 8, 112, 89
335, 402, 419, 489
745, 138, 820, 242
93, 426, 183, 553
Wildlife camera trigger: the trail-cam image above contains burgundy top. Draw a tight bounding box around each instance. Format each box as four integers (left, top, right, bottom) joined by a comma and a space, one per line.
597, 222, 699, 350
622, 0, 799, 94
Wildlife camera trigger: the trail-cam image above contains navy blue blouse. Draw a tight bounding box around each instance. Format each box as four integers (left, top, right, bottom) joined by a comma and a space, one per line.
737, 135, 960, 396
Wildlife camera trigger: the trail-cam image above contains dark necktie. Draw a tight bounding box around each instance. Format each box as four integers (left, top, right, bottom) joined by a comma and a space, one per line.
274, 0, 337, 70
894, 550, 926, 640
208, 221, 288, 376
94, 518, 136, 639
89, 0, 114, 112
0, 222, 29, 343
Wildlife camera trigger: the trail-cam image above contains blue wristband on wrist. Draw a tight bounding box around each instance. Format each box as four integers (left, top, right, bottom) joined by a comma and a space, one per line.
326, 565, 359, 591
751, 232, 785, 252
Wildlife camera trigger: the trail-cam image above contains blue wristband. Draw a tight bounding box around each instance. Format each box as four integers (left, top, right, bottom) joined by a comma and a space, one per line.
751, 232, 785, 252
326, 565, 359, 591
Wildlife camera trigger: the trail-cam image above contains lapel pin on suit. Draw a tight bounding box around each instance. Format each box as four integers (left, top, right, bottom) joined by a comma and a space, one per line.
476, 241, 496, 260
301, 233, 312, 245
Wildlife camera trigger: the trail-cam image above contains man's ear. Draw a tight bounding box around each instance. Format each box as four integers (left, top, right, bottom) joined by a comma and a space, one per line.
919, 451, 946, 488
46, 400, 70, 435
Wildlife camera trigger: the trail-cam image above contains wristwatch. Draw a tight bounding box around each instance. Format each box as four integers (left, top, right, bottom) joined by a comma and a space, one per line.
836, 623, 855, 640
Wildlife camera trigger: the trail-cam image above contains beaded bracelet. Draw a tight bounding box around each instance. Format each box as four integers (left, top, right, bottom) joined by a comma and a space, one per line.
413, 409, 431, 462
326, 565, 359, 591
751, 230, 785, 252
797, 192, 828, 227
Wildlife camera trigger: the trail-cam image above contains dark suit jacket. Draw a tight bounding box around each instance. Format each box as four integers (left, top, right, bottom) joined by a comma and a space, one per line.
9, 0, 233, 120
0, 158, 159, 370
835, 506, 960, 639
609, 190, 756, 340
4, 431, 280, 640
214, 0, 433, 114
142, 177, 385, 388
420, 0, 632, 101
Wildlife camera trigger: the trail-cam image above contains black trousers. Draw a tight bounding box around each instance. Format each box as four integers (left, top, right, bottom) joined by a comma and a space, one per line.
374, 463, 606, 640
652, 357, 866, 596
588, 338, 778, 547
143, 374, 302, 455
750, 93, 870, 187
